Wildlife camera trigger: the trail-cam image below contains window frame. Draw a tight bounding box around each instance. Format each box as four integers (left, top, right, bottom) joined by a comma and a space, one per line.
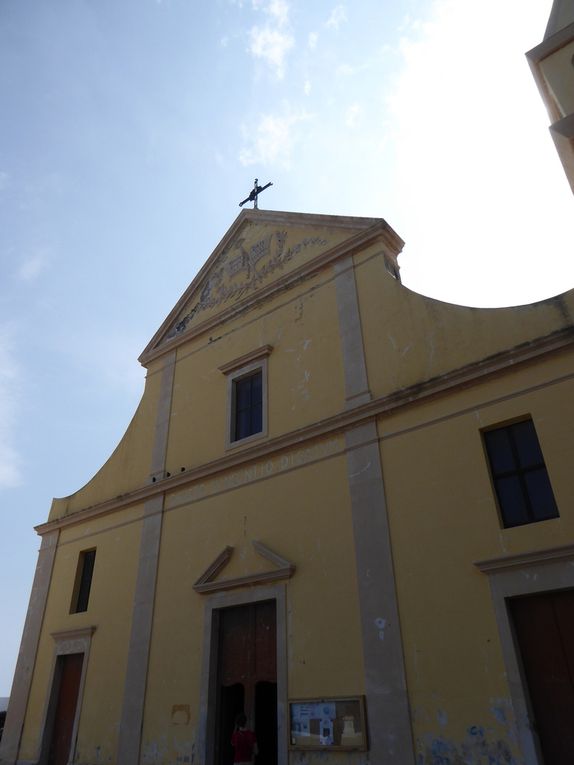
70, 548, 97, 614
219, 345, 272, 450
482, 417, 558, 529
231, 368, 264, 442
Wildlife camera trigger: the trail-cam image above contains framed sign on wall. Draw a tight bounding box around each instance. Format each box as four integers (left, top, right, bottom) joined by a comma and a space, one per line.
289, 696, 368, 751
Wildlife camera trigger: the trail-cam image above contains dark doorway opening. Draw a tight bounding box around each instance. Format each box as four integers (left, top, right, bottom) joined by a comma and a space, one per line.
214, 600, 277, 765
255, 681, 278, 765
44, 652, 84, 765
510, 589, 574, 765
216, 683, 244, 765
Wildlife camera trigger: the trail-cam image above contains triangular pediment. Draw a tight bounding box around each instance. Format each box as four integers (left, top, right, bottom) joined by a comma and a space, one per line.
193, 540, 295, 594
140, 209, 399, 364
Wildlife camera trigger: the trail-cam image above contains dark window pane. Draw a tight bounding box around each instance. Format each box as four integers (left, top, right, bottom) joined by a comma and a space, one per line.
512, 420, 544, 468
236, 378, 252, 410
484, 419, 559, 528
236, 409, 251, 440
495, 476, 529, 527
525, 469, 559, 521
75, 549, 96, 613
233, 371, 263, 441
484, 429, 515, 474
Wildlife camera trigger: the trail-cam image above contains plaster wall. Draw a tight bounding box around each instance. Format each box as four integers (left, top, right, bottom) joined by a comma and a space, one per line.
380, 351, 574, 764
140, 452, 364, 762
17, 508, 143, 763
14, 210, 574, 765
165, 271, 345, 472
354, 247, 574, 400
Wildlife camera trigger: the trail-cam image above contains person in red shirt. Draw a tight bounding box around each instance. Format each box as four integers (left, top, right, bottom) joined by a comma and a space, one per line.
231, 713, 258, 765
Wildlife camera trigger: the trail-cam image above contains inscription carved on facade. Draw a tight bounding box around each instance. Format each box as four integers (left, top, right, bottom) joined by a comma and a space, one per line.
167, 437, 341, 511
167, 230, 328, 339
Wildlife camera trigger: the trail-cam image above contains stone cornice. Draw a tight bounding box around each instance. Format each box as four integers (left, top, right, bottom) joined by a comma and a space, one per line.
139, 219, 402, 366
551, 112, 574, 140
242, 209, 388, 230
51, 626, 97, 641
218, 344, 273, 374
526, 21, 574, 127
526, 20, 574, 63
36, 324, 574, 536
475, 543, 574, 573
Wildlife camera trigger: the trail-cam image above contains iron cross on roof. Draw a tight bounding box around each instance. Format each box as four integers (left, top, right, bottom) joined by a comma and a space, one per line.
239, 178, 273, 209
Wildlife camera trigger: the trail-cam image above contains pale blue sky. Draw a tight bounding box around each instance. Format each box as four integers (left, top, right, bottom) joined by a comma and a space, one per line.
1, 0, 572, 694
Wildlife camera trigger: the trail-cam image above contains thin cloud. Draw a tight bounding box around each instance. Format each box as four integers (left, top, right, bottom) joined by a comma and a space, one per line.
248, 25, 294, 78
326, 4, 347, 30
336, 63, 355, 77
17, 248, 51, 282
308, 32, 318, 50
345, 103, 361, 128
49, 326, 146, 400
265, 0, 289, 26
247, 0, 293, 78
239, 107, 311, 168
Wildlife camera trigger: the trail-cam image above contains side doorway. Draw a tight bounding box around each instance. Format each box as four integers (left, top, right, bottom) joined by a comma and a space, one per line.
42, 652, 84, 765
510, 589, 574, 764
214, 600, 277, 765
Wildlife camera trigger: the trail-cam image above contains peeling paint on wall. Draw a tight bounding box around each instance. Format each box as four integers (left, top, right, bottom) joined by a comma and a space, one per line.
437, 709, 448, 728
416, 725, 518, 765
375, 616, 387, 641
141, 736, 195, 765
488, 698, 519, 745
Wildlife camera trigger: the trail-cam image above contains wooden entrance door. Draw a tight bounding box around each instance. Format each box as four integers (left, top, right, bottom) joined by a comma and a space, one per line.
47, 652, 84, 765
510, 590, 574, 764
215, 600, 277, 765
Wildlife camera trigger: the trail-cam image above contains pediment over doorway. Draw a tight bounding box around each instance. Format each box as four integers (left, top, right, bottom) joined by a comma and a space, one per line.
193, 540, 295, 594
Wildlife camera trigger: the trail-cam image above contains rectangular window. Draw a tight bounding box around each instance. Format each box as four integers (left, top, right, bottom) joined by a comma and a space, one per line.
70, 549, 96, 613
483, 419, 558, 528
219, 345, 271, 449
233, 370, 263, 441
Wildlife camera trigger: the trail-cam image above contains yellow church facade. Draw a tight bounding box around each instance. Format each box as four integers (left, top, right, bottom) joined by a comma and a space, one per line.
3, 4, 574, 762
2, 206, 574, 765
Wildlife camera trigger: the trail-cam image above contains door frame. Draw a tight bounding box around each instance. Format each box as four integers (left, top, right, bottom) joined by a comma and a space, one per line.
475, 544, 574, 765
37, 626, 95, 765
198, 584, 287, 765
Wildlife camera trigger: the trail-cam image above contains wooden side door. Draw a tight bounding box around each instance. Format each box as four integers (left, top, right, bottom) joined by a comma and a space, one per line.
47, 653, 84, 765
510, 590, 574, 764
